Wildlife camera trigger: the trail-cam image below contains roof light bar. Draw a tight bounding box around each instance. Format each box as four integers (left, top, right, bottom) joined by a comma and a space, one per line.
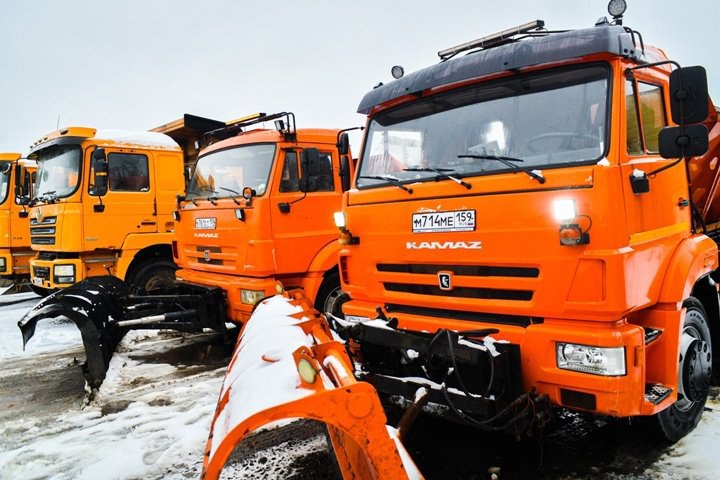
438, 20, 545, 60
226, 112, 267, 127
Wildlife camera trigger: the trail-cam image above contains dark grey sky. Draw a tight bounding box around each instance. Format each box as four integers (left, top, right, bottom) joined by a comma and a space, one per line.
1, 0, 717, 153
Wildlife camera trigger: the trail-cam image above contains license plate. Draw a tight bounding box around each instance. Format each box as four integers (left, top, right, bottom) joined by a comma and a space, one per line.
195, 217, 217, 230
33, 277, 43, 286
412, 210, 476, 233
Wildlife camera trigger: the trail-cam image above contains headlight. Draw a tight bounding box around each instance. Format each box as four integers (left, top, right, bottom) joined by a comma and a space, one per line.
53, 264, 75, 276
241, 289, 265, 305
552, 199, 576, 223
556, 342, 626, 376
333, 211, 346, 229
0, 257, 6, 272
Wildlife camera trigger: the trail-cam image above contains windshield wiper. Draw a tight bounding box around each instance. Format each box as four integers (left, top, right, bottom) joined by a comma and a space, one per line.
32, 191, 58, 205
458, 154, 546, 184
403, 167, 471, 190
219, 187, 242, 205
358, 175, 413, 194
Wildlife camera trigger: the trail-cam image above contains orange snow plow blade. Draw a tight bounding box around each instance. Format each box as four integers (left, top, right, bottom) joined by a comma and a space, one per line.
202, 290, 421, 480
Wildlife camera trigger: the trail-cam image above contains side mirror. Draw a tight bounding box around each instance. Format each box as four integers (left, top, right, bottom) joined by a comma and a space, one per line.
337, 133, 350, 156
300, 147, 320, 192
659, 124, 709, 159
340, 156, 351, 192
669, 66, 709, 125
0, 162, 10, 174
91, 148, 108, 196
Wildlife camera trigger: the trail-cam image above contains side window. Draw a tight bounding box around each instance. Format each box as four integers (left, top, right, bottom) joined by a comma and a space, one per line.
625, 79, 667, 155
280, 151, 300, 193
625, 80, 643, 155
108, 153, 149, 192
316, 152, 335, 192
637, 82, 666, 153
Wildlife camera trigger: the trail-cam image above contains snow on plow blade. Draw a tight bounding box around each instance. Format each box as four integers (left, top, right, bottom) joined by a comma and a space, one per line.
17, 276, 129, 388
202, 291, 422, 480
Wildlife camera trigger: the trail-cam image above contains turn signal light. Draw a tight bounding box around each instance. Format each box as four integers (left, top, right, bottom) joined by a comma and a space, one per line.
559, 223, 590, 246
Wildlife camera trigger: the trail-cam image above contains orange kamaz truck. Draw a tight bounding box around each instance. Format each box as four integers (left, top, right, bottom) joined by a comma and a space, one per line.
0, 153, 36, 290
20, 112, 355, 387
201, 4, 720, 478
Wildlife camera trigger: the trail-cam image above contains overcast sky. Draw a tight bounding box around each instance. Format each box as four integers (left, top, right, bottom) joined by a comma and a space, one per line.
1, 0, 717, 153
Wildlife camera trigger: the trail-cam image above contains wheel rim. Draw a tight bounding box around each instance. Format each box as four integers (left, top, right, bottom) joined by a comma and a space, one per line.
322, 286, 346, 316
676, 319, 712, 412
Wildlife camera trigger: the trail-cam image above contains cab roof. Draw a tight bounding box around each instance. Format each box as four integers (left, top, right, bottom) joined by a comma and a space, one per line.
199, 128, 342, 157
29, 126, 181, 154
358, 24, 658, 115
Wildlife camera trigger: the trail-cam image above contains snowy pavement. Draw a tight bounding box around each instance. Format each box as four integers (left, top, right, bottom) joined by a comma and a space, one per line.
0, 291, 719, 479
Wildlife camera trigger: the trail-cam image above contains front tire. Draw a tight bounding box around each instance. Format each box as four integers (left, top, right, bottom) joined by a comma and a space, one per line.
30, 284, 54, 297
653, 297, 712, 442
314, 270, 348, 318
128, 260, 177, 295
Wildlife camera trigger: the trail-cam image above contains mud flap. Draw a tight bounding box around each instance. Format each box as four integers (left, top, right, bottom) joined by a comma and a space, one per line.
17, 276, 129, 388
202, 291, 421, 480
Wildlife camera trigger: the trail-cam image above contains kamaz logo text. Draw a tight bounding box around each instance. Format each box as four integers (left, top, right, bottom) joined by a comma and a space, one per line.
406, 241, 482, 250
194, 232, 219, 238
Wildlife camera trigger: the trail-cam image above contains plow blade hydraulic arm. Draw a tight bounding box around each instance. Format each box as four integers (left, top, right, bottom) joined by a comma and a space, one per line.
202, 290, 422, 480
18, 275, 228, 388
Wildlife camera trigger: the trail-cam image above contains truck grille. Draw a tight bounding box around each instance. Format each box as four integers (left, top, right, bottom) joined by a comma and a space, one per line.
384, 282, 533, 300
377, 263, 539, 278
31, 237, 55, 245
195, 246, 223, 265
378, 263, 538, 301
30, 216, 57, 245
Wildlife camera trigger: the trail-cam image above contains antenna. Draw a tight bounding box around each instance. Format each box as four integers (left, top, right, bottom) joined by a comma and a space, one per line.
56, 115, 61, 129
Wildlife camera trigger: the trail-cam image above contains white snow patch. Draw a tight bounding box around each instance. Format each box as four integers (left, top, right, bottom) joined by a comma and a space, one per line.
94, 129, 180, 150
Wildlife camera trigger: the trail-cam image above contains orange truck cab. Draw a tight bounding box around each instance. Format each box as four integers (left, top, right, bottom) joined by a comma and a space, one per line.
174, 112, 354, 322
26, 127, 185, 296
335, 12, 719, 442
0, 153, 36, 287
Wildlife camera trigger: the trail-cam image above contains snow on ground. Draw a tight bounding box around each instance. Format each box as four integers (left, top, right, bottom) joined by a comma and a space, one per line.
0, 292, 228, 480
1, 291, 720, 479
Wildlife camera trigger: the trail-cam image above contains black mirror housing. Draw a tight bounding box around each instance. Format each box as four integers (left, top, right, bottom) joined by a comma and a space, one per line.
669, 66, 709, 125
92, 147, 106, 161
659, 124, 709, 159
337, 133, 350, 155
340, 156, 351, 192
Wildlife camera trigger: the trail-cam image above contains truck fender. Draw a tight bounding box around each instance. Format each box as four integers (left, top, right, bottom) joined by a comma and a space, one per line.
116, 233, 175, 280
657, 235, 718, 305
302, 239, 342, 297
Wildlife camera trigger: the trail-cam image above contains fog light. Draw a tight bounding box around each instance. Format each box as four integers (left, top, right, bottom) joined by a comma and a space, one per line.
557, 342, 626, 376
241, 289, 265, 305
56, 276, 75, 284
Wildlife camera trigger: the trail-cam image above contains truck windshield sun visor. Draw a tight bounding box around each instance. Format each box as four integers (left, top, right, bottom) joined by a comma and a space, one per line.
356, 64, 610, 189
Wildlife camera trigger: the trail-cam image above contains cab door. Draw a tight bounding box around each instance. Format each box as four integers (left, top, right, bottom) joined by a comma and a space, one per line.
270, 147, 341, 274
83, 148, 156, 250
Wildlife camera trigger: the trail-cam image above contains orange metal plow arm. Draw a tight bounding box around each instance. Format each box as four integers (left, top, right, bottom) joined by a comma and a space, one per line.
202, 291, 421, 480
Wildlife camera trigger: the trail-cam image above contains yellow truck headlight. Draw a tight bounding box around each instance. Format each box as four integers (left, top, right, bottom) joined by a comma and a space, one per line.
53, 264, 76, 284
53, 265, 75, 277
241, 289, 265, 305
0, 257, 6, 272
556, 342, 626, 376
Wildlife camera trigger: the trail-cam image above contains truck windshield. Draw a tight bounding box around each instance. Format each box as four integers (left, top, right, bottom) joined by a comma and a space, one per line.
358, 64, 609, 188
188, 143, 276, 199
35, 145, 82, 200
0, 163, 9, 205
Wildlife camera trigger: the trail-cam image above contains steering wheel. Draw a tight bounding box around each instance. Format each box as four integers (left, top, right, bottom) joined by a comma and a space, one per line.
526, 132, 599, 153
